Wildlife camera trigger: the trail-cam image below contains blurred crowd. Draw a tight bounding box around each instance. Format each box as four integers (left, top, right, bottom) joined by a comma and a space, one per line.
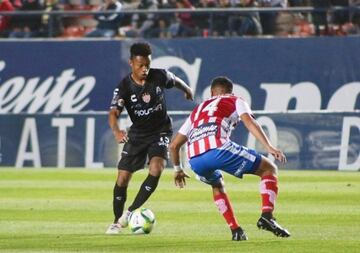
0, 0, 360, 38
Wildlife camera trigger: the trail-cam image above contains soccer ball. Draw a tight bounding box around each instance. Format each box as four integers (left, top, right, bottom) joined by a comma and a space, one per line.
128, 208, 156, 234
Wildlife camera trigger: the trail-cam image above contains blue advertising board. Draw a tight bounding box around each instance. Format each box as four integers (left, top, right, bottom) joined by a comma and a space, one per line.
0, 38, 359, 170
0, 112, 359, 170
0, 37, 359, 113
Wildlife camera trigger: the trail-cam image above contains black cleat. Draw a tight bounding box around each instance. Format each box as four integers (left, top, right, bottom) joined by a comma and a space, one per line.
231, 227, 248, 241
257, 217, 291, 237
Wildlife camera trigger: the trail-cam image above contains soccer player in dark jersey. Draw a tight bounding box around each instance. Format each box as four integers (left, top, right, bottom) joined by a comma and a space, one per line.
169, 76, 290, 241
106, 42, 193, 234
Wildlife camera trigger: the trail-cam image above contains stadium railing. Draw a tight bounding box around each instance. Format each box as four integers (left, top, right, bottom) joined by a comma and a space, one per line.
0, 6, 360, 38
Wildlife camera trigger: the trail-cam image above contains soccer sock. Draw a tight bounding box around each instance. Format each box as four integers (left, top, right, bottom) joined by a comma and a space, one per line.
214, 192, 239, 230
128, 174, 160, 212
113, 183, 127, 223
259, 175, 278, 215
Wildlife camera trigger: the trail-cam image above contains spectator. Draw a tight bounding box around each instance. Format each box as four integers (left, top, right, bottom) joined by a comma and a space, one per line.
169, 0, 197, 37
41, 0, 63, 37
192, 0, 216, 37
311, 0, 331, 36
228, 0, 263, 36
86, 0, 122, 38
124, 0, 159, 38
258, 0, 287, 35
212, 0, 231, 37
330, 0, 349, 35
345, 0, 360, 34
0, 0, 15, 37
145, 0, 175, 38
9, 0, 43, 38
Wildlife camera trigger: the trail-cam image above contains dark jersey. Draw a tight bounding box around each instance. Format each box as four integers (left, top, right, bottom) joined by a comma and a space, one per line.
110, 68, 176, 138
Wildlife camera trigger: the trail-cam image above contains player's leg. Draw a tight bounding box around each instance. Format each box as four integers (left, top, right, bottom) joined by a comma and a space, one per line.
120, 133, 169, 226
114, 170, 132, 223
107, 141, 148, 233
106, 169, 132, 234
254, 156, 290, 237
211, 180, 248, 241
216, 141, 290, 237
127, 156, 165, 212
189, 149, 247, 241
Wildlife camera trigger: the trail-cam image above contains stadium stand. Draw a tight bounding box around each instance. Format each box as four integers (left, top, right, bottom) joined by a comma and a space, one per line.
0, 0, 359, 38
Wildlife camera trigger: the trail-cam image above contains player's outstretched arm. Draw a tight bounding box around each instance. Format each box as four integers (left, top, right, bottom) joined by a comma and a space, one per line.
169, 133, 191, 188
174, 76, 194, 101
108, 108, 129, 143
240, 113, 287, 164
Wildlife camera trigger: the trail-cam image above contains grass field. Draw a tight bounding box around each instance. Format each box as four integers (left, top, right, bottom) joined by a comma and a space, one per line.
0, 168, 359, 253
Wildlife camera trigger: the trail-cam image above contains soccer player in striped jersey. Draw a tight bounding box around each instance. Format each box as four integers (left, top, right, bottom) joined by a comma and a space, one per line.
169, 76, 290, 241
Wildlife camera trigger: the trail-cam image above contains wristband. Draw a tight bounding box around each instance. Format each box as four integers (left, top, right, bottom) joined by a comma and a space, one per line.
173, 165, 183, 172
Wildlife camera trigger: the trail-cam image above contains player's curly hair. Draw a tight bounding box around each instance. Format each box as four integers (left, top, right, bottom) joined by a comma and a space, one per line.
210, 76, 233, 93
130, 42, 152, 58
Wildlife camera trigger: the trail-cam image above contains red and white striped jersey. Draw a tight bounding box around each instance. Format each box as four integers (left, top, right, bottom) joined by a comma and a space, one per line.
178, 94, 253, 158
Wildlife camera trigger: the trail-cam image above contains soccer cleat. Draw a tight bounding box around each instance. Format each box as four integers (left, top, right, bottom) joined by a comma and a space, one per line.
118, 210, 132, 228
105, 223, 121, 235
231, 227, 248, 241
257, 216, 291, 237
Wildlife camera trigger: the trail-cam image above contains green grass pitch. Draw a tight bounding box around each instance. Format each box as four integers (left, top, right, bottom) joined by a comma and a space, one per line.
0, 168, 359, 253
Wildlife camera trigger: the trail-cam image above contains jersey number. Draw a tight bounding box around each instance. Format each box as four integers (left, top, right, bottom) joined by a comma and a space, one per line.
194, 97, 221, 120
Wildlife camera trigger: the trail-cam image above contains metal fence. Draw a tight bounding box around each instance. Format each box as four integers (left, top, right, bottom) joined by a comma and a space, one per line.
1, 6, 360, 38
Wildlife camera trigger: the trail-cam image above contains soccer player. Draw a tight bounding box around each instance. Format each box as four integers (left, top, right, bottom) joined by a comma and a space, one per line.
169, 76, 290, 241
106, 42, 193, 234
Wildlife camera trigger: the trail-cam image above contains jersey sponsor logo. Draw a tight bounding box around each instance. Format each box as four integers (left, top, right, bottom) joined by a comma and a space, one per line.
142, 93, 151, 103
188, 123, 218, 144
131, 94, 137, 102
134, 103, 162, 117
156, 87, 161, 95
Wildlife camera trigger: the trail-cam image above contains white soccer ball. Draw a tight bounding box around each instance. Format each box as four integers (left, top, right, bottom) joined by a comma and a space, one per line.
128, 208, 156, 234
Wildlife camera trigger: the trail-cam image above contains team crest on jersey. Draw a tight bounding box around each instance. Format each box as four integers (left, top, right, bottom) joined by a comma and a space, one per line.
142, 93, 151, 103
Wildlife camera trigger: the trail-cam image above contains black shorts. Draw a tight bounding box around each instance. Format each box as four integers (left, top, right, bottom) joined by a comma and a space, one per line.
117, 132, 171, 172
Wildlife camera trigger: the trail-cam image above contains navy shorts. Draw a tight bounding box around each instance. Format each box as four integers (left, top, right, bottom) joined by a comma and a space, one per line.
189, 141, 262, 185
118, 133, 171, 172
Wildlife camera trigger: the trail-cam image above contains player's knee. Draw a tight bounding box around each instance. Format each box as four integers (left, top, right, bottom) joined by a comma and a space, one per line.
211, 180, 225, 194
256, 156, 278, 177
149, 157, 166, 177
116, 170, 132, 186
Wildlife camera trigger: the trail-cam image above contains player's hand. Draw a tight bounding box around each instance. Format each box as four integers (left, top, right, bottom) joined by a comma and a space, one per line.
268, 146, 287, 164
184, 88, 194, 101
174, 170, 190, 189
114, 130, 129, 143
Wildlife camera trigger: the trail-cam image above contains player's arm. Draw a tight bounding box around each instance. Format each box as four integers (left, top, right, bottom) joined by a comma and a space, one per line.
108, 107, 129, 143
174, 76, 194, 101
240, 113, 287, 163
169, 133, 191, 188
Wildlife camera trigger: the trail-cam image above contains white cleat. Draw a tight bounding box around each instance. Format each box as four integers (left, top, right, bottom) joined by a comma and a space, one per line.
118, 210, 132, 228
105, 223, 121, 235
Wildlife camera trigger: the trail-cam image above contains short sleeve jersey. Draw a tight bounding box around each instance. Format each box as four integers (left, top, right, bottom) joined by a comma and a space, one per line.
178, 94, 253, 158
110, 68, 176, 138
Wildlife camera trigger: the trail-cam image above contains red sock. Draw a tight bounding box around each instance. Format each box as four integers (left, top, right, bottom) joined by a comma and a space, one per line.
214, 192, 239, 230
260, 175, 278, 213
